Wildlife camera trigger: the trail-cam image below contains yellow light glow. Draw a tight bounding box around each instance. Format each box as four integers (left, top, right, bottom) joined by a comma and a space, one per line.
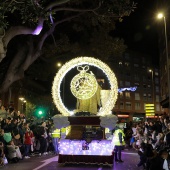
57, 62, 62, 67
145, 107, 154, 110
145, 104, 154, 107
157, 13, 163, 19
146, 114, 155, 116
145, 111, 155, 113
70, 68, 98, 100
52, 56, 118, 116
19, 97, 24, 101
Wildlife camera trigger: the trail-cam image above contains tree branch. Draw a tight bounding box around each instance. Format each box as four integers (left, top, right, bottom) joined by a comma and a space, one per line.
48, 1, 101, 14
45, 0, 70, 11
3, 18, 44, 49
35, 13, 83, 54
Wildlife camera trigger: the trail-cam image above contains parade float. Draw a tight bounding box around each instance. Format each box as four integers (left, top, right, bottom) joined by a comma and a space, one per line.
52, 56, 118, 166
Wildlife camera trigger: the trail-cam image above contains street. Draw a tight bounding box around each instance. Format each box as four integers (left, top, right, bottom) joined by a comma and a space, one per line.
0, 149, 144, 170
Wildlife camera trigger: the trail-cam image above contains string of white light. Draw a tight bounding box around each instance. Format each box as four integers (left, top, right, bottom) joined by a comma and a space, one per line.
52, 56, 118, 116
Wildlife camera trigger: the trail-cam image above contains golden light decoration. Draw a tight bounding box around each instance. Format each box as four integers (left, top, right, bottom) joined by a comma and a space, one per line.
52, 56, 118, 116
70, 65, 98, 100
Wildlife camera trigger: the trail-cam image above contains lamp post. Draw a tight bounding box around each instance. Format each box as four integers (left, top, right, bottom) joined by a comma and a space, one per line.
149, 69, 154, 105
157, 13, 170, 114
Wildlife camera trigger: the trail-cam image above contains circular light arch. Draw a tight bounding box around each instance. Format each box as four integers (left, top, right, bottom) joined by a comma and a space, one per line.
52, 56, 118, 116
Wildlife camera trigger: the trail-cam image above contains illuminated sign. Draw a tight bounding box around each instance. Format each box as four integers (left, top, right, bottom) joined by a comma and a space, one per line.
145, 104, 155, 116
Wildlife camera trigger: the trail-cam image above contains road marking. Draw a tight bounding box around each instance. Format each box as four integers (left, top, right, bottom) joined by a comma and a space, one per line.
122, 151, 138, 155
33, 156, 58, 170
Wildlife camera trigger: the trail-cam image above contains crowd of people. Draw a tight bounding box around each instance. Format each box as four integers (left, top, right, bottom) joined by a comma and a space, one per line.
0, 105, 56, 166
1, 105, 170, 169
124, 113, 170, 170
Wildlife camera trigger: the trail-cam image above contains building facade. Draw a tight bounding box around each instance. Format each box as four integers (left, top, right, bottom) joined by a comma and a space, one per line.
110, 50, 163, 121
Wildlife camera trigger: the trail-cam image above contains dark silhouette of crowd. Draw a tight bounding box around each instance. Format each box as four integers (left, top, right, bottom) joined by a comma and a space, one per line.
124, 113, 170, 170
0, 105, 56, 166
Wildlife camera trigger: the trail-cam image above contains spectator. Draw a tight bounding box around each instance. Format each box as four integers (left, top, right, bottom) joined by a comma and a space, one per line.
36, 122, 48, 156
23, 128, 34, 159
6, 140, 22, 163
137, 150, 147, 169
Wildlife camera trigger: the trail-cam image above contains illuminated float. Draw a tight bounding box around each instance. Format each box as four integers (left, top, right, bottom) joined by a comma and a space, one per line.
52, 56, 118, 166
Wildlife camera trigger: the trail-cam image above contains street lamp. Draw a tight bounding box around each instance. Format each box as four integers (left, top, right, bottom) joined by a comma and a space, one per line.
57, 62, 62, 67
157, 12, 170, 113
149, 69, 154, 105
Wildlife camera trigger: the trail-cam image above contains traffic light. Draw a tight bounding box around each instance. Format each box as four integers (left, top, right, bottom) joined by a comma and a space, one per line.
34, 107, 47, 118
38, 110, 43, 115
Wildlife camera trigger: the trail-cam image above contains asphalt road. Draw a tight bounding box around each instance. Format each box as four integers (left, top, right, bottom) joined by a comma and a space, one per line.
0, 149, 144, 170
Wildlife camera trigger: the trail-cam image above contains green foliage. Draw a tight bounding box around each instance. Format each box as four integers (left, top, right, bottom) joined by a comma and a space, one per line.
0, 0, 136, 29
0, 0, 48, 28
25, 95, 55, 118
25, 101, 36, 118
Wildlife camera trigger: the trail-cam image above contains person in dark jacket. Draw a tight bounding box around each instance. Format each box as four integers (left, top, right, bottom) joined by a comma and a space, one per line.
36, 122, 47, 156
137, 150, 147, 169
149, 149, 169, 170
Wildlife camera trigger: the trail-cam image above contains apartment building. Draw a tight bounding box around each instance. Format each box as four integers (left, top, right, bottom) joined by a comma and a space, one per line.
110, 50, 163, 121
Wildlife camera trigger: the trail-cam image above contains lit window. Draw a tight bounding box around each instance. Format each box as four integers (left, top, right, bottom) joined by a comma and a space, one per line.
119, 92, 124, 98
156, 104, 160, 111
148, 85, 151, 88
155, 72, 159, 76
119, 62, 123, 66
148, 94, 151, 98
135, 93, 140, 100
156, 95, 159, 102
135, 102, 141, 110
125, 92, 130, 99
143, 93, 147, 101
125, 62, 129, 67
125, 102, 131, 110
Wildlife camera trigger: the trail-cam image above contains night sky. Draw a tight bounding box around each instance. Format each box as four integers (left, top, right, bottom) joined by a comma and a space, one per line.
114, 0, 162, 66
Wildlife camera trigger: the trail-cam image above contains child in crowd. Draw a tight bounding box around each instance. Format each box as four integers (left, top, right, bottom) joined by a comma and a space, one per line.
23, 128, 34, 159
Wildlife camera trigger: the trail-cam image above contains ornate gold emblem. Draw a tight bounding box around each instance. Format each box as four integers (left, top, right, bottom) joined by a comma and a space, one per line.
70, 65, 98, 100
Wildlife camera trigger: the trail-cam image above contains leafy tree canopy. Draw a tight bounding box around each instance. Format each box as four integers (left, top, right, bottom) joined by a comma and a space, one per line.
0, 0, 136, 94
